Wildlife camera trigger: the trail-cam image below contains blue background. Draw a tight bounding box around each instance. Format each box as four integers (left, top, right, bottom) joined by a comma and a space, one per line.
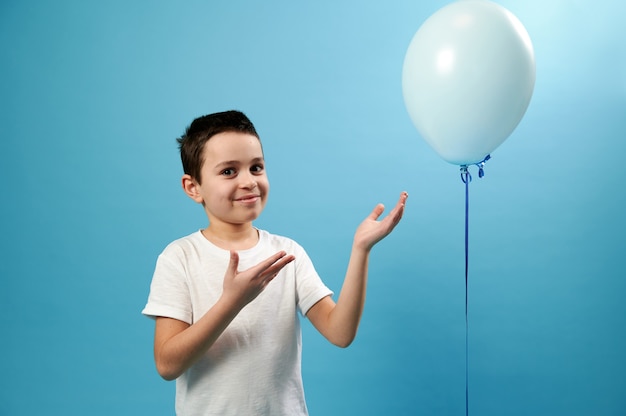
1, 0, 625, 415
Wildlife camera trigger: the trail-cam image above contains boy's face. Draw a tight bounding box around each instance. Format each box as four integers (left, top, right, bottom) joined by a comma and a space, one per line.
192, 131, 269, 228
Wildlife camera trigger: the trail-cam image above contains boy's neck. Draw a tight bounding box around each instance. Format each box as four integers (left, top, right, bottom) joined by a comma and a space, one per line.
201, 224, 259, 251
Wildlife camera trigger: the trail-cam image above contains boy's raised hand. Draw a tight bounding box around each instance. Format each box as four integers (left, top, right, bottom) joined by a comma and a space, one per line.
222, 250, 295, 309
353, 191, 408, 251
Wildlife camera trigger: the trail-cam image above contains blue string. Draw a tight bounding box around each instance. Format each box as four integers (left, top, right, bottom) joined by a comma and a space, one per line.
461, 167, 470, 416
459, 154, 490, 416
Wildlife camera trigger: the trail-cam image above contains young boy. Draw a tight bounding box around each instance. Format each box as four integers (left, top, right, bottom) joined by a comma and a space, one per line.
142, 110, 408, 415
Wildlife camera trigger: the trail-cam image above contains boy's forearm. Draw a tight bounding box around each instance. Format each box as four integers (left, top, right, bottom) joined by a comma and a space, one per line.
326, 245, 371, 347
156, 297, 242, 380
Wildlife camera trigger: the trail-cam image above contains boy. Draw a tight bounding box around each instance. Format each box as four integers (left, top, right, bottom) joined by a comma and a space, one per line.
142, 110, 408, 415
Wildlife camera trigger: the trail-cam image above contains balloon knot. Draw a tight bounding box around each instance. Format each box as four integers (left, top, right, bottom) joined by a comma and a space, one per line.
460, 165, 472, 183
477, 154, 491, 178
460, 154, 491, 183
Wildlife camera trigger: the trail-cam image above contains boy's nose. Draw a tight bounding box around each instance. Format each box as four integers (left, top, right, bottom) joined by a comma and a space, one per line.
240, 175, 257, 189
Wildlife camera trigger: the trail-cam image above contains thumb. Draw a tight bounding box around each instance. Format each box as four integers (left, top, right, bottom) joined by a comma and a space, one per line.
368, 203, 385, 221
226, 250, 239, 278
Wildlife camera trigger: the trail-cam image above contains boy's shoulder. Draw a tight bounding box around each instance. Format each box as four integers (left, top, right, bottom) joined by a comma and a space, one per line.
159, 230, 206, 255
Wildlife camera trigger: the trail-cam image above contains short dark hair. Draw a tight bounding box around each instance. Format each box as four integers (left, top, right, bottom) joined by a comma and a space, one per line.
177, 110, 259, 184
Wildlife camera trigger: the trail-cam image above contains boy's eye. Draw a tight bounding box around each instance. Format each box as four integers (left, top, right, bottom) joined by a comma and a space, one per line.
251, 164, 264, 173
221, 168, 236, 176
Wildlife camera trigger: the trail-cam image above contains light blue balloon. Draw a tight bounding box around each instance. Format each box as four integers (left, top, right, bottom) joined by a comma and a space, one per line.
402, 0, 536, 166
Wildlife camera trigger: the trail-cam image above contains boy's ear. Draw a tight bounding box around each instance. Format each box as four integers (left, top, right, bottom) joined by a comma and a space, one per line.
182, 174, 204, 204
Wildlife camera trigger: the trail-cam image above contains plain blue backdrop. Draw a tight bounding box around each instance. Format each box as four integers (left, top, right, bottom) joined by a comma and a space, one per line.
1, 0, 625, 415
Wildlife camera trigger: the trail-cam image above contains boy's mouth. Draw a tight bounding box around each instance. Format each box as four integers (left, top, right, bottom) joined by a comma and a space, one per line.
235, 194, 260, 203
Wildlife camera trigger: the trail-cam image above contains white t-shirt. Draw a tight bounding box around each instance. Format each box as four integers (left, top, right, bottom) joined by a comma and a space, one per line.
142, 229, 332, 416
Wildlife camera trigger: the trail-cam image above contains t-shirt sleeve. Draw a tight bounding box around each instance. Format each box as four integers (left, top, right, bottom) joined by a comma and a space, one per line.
293, 243, 333, 316
141, 248, 193, 324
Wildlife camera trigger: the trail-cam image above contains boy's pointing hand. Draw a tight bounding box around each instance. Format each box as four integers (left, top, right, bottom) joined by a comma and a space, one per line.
222, 250, 295, 308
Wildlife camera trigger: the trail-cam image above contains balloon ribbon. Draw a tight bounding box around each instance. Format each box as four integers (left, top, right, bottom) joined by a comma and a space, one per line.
459, 154, 490, 416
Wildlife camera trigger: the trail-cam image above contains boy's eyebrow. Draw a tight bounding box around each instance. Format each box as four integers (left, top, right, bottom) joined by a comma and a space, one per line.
213, 157, 264, 169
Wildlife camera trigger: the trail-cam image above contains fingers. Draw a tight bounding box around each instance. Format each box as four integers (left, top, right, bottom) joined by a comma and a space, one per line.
388, 191, 408, 223
245, 250, 295, 284
393, 191, 408, 211
370, 191, 408, 222
262, 252, 295, 283
399, 191, 409, 205
256, 251, 292, 273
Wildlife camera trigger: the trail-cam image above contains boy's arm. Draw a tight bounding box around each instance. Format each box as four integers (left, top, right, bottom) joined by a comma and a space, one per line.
306, 192, 407, 348
153, 250, 294, 380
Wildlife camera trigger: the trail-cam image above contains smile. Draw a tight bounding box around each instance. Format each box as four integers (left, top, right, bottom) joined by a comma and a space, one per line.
235, 195, 260, 203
